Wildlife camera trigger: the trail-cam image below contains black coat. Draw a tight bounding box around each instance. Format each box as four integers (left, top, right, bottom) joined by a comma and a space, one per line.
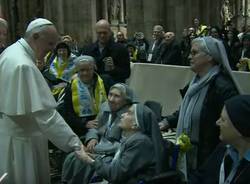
148, 38, 164, 63
94, 132, 155, 184
166, 72, 239, 167
156, 41, 182, 65
224, 41, 241, 70
81, 40, 131, 83
189, 143, 250, 184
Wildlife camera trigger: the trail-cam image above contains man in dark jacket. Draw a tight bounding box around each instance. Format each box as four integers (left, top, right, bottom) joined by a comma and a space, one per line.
81, 19, 130, 92
156, 32, 182, 65
147, 25, 165, 63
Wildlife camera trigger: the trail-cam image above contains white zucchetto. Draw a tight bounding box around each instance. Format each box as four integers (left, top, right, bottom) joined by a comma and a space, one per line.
26, 18, 53, 32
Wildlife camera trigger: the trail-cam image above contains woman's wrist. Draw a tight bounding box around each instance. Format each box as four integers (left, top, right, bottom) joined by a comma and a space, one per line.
83, 155, 95, 164
87, 157, 95, 164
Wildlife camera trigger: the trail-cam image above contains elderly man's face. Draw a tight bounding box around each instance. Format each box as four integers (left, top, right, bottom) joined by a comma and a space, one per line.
116, 32, 125, 42
153, 30, 163, 40
164, 32, 175, 45
96, 26, 111, 45
35, 26, 59, 60
153, 26, 164, 40
108, 88, 127, 112
77, 62, 95, 84
216, 107, 241, 144
188, 27, 195, 35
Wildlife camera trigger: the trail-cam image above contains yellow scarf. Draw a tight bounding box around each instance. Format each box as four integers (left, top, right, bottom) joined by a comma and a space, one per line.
55, 59, 68, 78
71, 75, 107, 117
50, 57, 75, 81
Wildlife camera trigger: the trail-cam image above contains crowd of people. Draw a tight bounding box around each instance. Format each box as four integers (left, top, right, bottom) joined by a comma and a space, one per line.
0, 16, 249, 184
114, 18, 250, 72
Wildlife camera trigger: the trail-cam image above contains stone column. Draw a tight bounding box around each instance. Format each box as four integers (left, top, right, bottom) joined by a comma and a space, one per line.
120, 0, 125, 23
143, 0, 166, 40
44, 0, 97, 47
126, 0, 144, 38
0, 0, 47, 41
44, 0, 64, 33
91, 0, 97, 41
57, 0, 64, 34
0, 0, 17, 42
244, 0, 249, 26
103, 0, 109, 20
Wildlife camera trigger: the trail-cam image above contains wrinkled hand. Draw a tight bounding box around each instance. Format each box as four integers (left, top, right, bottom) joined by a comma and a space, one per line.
86, 139, 98, 153
75, 145, 94, 164
86, 120, 98, 129
159, 119, 170, 131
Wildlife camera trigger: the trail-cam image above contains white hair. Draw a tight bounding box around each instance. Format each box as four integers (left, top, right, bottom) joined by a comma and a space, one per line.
74, 55, 96, 67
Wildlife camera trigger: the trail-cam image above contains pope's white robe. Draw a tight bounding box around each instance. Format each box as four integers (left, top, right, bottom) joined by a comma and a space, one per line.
0, 38, 81, 184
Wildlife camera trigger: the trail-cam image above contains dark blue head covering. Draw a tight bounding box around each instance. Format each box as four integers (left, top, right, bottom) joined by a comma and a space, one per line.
225, 95, 250, 137
133, 103, 169, 173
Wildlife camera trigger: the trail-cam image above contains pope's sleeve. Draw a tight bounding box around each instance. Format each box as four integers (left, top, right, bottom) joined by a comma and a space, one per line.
32, 109, 81, 152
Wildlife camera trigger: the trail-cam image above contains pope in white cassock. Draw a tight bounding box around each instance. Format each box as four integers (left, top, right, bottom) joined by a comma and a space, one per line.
0, 18, 82, 184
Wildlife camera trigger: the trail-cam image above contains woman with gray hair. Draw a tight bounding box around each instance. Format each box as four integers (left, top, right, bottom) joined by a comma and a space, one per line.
75, 103, 168, 184
59, 55, 107, 137
160, 36, 240, 180
62, 83, 138, 184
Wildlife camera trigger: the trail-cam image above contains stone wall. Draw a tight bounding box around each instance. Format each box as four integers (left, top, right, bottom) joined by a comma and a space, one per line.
44, 0, 97, 47
0, 0, 43, 42
126, 0, 222, 40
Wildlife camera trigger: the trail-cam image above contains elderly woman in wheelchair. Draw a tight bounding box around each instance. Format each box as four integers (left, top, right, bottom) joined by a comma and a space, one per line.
74, 103, 169, 184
